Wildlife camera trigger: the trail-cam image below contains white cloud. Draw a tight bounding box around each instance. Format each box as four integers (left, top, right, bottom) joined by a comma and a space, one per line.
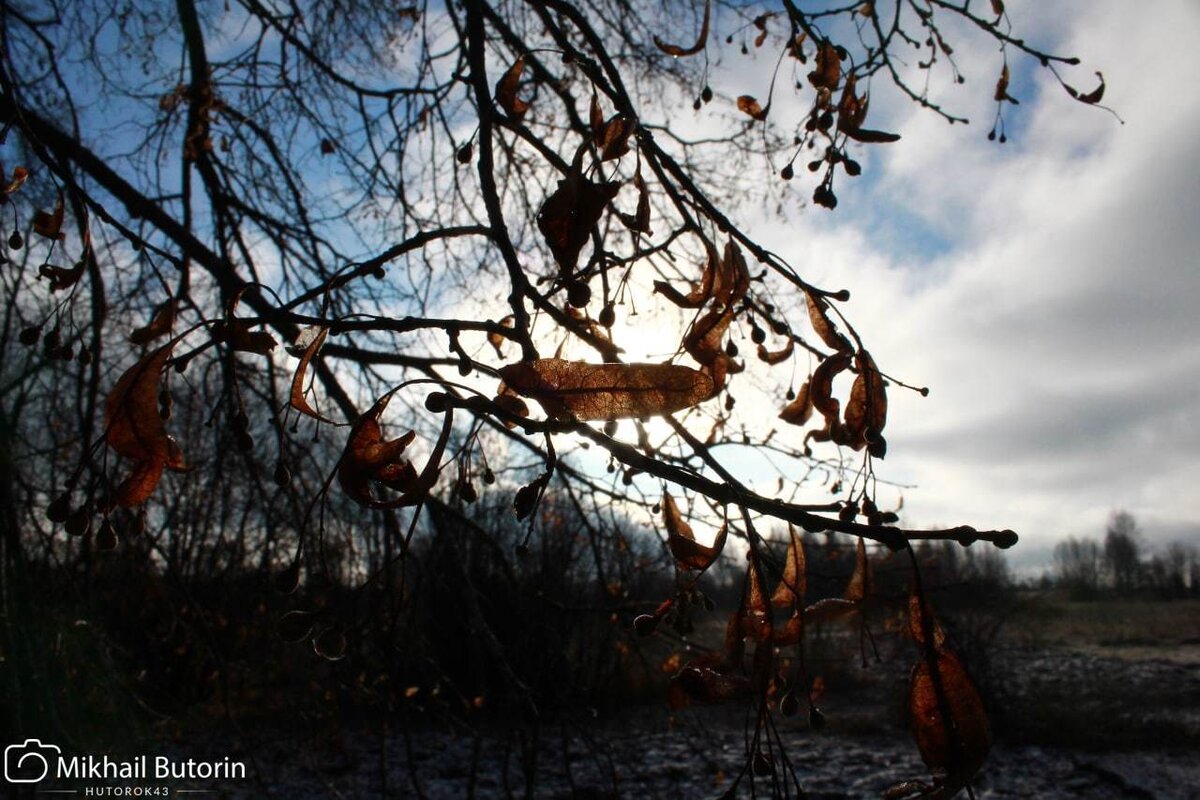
742, 0, 1200, 564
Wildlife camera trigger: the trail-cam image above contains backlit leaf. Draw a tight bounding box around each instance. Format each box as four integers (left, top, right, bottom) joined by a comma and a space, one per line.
664, 492, 726, 570
909, 650, 991, 796
843, 349, 887, 452
740, 558, 771, 641
2, 166, 29, 195
652, 240, 718, 308
105, 343, 185, 506
810, 353, 852, 424
808, 41, 842, 91
290, 326, 335, 423
33, 191, 65, 240
497, 358, 714, 420
779, 380, 813, 426
489, 315, 515, 358
129, 300, 177, 345
770, 526, 807, 607
756, 338, 793, 365
844, 537, 870, 602
736, 95, 767, 121
537, 172, 621, 273
39, 261, 86, 292
495, 56, 530, 119
338, 390, 450, 509
994, 64, 1019, 104
806, 291, 852, 353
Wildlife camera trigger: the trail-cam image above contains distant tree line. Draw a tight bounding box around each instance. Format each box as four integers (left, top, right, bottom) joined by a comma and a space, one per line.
1051, 511, 1200, 600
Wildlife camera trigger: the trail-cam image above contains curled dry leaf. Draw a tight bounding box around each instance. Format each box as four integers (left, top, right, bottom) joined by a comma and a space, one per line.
618, 168, 651, 234
756, 338, 793, 365
837, 79, 901, 143
770, 526, 807, 608
779, 379, 813, 426
909, 650, 991, 796
810, 352, 852, 424
714, 239, 751, 308
590, 94, 635, 161
290, 326, 336, 423
989, 0, 1004, 17
338, 390, 451, 509
736, 95, 767, 121
843, 349, 887, 454
740, 558, 771, 641
808, 41, 842, 91
653, 0, 710, 57
492, 385, 530, 429
129, 299, 177, 345
105, 343, 186, 506
39, 261, 86, 292
495, 56, 530, 119
488, 315, 515, 358
663, 492, 726, 570
497, 358, 714, 420
908, 587, 947, 650
2, 165, 29, 196
1065, 71, 1105, 105
652, 240, 718, 308
844, 537, 870, 602
33, 191, 66, 240
806, 291, 853, 353
212, 288, 277, 354
682, 308, 742, 394
994, 64, 1019, 104
537, 172, 621, 273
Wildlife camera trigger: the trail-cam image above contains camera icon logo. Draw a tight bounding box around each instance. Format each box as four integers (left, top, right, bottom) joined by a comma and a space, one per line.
4, 739, 61, 784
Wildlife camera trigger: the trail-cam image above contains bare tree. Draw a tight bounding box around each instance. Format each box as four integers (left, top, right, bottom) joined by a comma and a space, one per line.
1104, 510, 1141, 594
0, 0, 1111, 795
1054, 535, 1102, 600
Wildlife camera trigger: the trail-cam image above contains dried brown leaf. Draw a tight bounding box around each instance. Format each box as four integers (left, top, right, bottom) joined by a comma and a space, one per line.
38, 261, 86, 292
338, 391, 449, 509
3, 166, 29, 195
664, 492, 726, 570
910, 650, 991, 795
489, 315, 515, 359
495, 56, 530, 119
994, 64, 1019, 104
129, 300, 177, 345
756, 338, 793, 365
803, 596, 857, 624
843, 349, 888, 452
33, 191, 65, 240
770, 526, 807, 608
808, 41, 842, 91
736, 95, 767, 121
740, 558, 771, 641
498, 358, 713, 420
806, 291, 852, 353
290, 326, 336, 423
779, 380, 813, 426
537, 172, 621, 273
105, 343, 186, 506
908, 588, 947, 650
844, 537, 870, 602
810, 353, 852, 424
594, 113, 635, 161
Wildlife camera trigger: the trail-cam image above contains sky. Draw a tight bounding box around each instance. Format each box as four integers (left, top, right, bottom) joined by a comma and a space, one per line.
734, 0, 1200, 571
